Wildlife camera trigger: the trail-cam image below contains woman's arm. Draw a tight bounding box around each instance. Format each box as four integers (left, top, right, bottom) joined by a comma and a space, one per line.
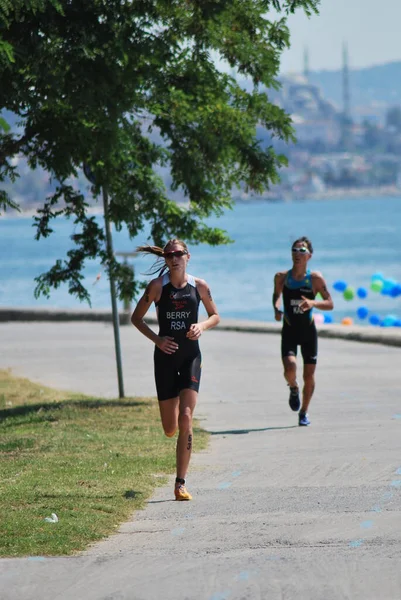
131, 279, 161, 344
186, 279, 220, 340
131, 280, 179, 354
273, 272, 286, 321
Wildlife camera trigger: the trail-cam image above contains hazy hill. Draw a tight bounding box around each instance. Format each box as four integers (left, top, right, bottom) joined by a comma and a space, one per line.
306, 61, 401, 110
3, 61, 401, 210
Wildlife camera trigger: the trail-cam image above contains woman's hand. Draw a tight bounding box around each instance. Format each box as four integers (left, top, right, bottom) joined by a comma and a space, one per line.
186, 323, 203, 340
274, 307, 283, 322
157, 336, 179, 354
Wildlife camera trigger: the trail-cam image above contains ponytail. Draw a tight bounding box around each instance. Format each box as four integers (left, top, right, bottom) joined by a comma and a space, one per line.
136, 239, 189, 277
135, 245, 167, 276
136, 244, 164, 257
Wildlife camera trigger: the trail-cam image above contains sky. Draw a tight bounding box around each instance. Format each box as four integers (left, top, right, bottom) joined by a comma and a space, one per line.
279, 0, 401, 73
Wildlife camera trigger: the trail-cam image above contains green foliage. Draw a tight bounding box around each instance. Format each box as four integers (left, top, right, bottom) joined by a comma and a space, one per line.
0, 0, 320, 304
0, 188, 20, 213
0, 116, 9, 132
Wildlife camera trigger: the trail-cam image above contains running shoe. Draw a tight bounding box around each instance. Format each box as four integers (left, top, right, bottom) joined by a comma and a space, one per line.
288, 386, 301, 412
298, 412, 311, 426
174, 484, 192, 501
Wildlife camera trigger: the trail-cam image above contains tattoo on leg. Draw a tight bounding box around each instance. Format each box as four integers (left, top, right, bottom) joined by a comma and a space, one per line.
187, 434, 192, 451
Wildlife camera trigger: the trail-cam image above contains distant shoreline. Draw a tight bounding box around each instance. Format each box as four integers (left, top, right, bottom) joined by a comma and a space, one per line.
235, 185, 401, 203
2, 187, 401, 218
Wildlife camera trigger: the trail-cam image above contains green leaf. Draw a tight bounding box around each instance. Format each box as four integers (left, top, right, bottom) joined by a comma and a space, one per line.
0, 116, 10, 132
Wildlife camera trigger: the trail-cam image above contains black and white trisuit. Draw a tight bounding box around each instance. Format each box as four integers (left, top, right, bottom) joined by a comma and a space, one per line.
281, 269, 318, 364
154, 273, 202, 400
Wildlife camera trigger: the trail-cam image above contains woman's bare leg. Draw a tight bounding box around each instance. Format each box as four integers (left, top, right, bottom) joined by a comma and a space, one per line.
176, 388, 197, 482
158, 397, 179, 437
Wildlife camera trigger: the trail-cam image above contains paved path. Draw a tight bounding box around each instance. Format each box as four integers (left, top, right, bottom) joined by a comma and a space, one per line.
0, 322, 400, 600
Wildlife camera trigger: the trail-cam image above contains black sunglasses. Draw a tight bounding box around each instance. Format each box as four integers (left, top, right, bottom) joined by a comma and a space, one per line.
164, 250, 187, 259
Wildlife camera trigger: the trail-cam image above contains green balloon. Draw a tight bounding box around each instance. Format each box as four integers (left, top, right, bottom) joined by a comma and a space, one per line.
343, 287, 355, 301
370, 280, 383, 292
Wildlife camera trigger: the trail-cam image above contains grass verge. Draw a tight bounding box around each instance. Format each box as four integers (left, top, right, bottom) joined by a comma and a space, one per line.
0, 369, 209, 557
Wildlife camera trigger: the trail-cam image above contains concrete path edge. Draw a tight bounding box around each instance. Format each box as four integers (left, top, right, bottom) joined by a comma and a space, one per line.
1, 307, 401, 348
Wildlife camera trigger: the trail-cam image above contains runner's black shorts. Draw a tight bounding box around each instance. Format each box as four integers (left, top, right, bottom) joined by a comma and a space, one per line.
281, 321, 318, 365
154, 347, 202, 401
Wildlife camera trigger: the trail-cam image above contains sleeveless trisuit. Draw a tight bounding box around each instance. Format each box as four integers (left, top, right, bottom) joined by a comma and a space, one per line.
281, 269, 318, 365
154, 273, 202, 400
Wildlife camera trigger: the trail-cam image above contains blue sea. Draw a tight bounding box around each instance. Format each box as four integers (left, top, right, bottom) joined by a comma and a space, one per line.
1, 196, 401, 325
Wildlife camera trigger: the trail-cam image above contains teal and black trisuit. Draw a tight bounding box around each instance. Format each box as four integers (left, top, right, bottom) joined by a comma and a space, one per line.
281, 269, 318, 365
154, 273, 202, 401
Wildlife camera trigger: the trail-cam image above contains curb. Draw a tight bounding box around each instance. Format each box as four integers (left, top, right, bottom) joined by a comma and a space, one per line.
1, 308, 401, 348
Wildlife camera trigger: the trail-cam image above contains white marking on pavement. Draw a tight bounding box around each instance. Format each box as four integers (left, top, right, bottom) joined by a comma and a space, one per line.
217, 481, 232, 490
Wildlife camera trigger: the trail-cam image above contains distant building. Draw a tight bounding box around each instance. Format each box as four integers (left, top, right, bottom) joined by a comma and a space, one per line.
271, 74, 338, 121
292, 116, 342, 146
266, 74, 342, 149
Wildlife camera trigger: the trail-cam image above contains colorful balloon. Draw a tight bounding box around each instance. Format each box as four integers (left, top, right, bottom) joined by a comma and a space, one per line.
381, 315, 398, 327
356, 287, 367, 299
390, 284, 401, 298
314, 313, 324, 325
370, 280, 383, 293
323, 314, 333, 324
381, 279, 396, 296
341, 317, 353, 325
369, 314, 380, 326
371, 272, 384, 282
333, 280, 347, 292
356, 306, 369, 319
343, 287, 355, 301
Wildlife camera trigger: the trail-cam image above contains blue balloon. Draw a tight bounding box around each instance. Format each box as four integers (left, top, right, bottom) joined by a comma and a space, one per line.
369, 314, 380, 326
371, 272, 384, 282
356, 287, 368, 299
381, 284, 393, 296
357, 306, 369, 319
381, 279, 397, 296
323, 314, 333, 324
333, 280, 347, 292
381, 315, 398, 327
394, 319, 401, 328
390, 284, 401, 298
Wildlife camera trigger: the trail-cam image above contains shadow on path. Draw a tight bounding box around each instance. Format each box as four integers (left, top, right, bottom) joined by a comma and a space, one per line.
209, 425, 298, 435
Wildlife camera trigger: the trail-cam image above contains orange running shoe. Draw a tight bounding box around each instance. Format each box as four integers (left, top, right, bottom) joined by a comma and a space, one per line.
174, 480, 192, 501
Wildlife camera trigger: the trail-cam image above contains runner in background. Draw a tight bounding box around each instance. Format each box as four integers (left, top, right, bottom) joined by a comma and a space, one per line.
273, 237, 334, 426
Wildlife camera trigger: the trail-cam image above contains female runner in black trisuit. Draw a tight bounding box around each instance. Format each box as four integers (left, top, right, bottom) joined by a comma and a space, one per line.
131, 239, 220, 500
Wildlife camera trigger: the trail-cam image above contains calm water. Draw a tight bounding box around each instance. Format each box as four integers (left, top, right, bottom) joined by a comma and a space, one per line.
1, 196, 401, 325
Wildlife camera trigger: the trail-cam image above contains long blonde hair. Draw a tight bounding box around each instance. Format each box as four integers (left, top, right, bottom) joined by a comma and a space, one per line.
136, 239, 189, 276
